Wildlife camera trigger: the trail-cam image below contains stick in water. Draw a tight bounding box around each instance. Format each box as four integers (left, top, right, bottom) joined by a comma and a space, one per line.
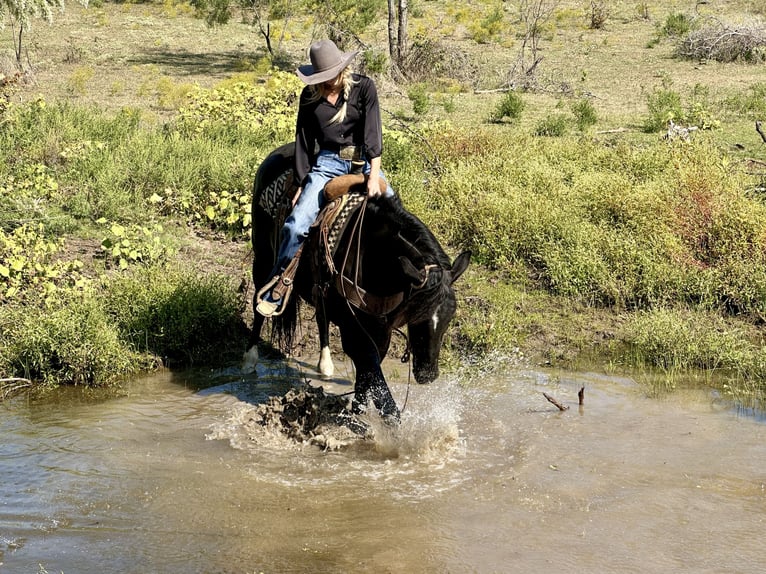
542, 392, 569, 411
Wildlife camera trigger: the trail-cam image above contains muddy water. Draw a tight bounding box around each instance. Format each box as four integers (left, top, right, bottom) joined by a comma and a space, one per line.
2, 359, 765, 574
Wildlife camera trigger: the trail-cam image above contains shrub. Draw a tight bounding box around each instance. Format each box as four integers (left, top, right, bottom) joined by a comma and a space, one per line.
0, 291, 150, 387
588, 1, 609, 30
534, 114, 569, 136
175, 71, 302, 140
571, 98, 598, 131
642, 82, 719, 133
489, 90, 525, 123
104, 264, 245, 365
470, 4, 504, 44
677, 19, 766, 63
660, 12, 692, 38
408, 83, 431, 116
643, 85, 683, 132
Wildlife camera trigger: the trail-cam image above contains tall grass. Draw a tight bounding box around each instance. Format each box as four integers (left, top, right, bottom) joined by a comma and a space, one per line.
0, 263, 245, 387
402, 127, 766, 320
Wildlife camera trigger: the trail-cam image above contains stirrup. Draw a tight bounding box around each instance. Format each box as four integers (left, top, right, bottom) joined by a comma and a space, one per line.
255, 275, 292, 318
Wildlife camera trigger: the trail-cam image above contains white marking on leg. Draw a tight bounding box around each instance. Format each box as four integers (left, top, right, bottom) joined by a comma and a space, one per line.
241, 346, 260, 374
318, 346, 335, 378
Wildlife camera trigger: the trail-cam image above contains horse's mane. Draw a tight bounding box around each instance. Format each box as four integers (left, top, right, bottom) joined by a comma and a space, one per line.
370, 197, 452, 269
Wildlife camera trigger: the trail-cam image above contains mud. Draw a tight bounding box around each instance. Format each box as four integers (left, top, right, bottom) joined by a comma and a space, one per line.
233, 383, 365, 450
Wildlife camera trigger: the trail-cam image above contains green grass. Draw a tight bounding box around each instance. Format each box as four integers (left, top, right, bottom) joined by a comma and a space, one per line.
2, 0, 766, 405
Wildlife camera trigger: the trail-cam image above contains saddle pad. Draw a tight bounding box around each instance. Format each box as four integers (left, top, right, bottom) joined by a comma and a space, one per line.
316, 192, 367, 275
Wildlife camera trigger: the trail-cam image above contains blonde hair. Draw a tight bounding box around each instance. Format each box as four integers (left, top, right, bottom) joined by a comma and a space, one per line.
307, 67, 357, 125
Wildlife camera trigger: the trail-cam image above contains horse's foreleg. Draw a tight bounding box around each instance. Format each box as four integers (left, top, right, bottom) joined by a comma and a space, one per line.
354, 366, 400, 422
316, 304, 334, 378
242, 312, 265, 374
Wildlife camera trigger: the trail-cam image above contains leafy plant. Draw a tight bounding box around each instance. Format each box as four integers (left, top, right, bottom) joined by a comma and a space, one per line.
469, 4, 504, 44
176, 71, 302, 139
407, 83, 430, 116
660, 12, 692, 38
643, 82, 719, 133
571, 98, 598, 131
200, 189, 252, 237
489, 90, 525, 123
534, 114, 569, 136
0, 223, 87, 304
98, 220, 175, 270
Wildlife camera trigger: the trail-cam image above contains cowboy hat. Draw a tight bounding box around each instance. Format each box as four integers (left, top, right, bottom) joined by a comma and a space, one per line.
296, 40, 359, 85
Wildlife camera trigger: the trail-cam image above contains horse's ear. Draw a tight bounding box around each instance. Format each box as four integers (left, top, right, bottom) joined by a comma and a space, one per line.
450, 251, 471, 284
399, 256, 423, 284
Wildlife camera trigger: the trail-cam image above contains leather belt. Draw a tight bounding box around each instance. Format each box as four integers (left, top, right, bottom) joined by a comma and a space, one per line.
325, 145, 362, 161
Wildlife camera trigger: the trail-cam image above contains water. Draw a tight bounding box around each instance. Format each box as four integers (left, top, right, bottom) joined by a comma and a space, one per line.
2, 360, 765, 573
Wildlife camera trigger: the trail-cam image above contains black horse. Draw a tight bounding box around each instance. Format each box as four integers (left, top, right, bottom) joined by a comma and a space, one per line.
242, 142, 470, 419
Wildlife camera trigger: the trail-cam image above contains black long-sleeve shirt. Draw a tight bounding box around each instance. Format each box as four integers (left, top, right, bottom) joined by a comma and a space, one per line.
294, 74, 383, 186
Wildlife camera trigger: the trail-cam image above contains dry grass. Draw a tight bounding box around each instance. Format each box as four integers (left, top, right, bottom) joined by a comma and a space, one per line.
1, 2, 763, 125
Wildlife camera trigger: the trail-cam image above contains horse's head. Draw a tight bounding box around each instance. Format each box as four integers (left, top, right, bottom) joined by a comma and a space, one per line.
400, 251, 471, 384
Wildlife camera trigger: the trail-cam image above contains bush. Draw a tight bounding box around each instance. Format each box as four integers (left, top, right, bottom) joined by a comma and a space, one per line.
571, 98, 598, 131
105, 264, 245, 365
0, 291, 151, 387
489, 90, 525, 123
534, 114, 569, 136
661, 12, 693, 38
0, 262, 246, 386
469, 5, 504, 44
677, 19, 766, 63
642, 82, 719, 133
408, 83, 431, 116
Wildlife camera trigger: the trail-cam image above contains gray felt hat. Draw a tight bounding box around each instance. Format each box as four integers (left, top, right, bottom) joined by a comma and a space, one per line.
296, 40, 358, 85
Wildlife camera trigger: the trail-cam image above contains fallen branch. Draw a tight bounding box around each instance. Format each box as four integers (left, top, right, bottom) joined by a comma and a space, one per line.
542, 392, 569, 411
596, 127, 631, 134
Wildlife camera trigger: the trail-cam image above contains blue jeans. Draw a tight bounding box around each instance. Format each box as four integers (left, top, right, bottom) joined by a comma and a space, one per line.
272, 150, 394, 274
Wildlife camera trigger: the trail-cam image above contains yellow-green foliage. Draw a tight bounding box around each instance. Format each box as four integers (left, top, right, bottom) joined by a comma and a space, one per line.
156, 77, 197, 110
409, 125, 766, 316
0, 291, 148, 387
176, 70, 302, 139
67, 66, 95, 95
98, 219, 176, 270
0, 224, 88, 304
624, 307, 754, 372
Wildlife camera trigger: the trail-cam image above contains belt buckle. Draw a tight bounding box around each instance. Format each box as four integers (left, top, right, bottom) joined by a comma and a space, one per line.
339, 146, 358, 161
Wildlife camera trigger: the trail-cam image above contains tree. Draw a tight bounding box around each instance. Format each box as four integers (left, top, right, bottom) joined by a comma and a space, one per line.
387, 0, 408, 71
1, 0, 71, 67
192, 0, 296, 64
509, 0, 559, 88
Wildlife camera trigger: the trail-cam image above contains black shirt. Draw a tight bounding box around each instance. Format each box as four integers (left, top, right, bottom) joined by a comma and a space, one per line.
294, 74, 383, 186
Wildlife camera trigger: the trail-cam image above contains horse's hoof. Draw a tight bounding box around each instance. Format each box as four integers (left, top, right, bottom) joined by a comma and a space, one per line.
338, 412, 370, 436
241, 346, 259, 374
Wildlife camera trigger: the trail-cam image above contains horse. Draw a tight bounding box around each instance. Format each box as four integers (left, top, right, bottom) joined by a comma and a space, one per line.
242, 142, 470, 420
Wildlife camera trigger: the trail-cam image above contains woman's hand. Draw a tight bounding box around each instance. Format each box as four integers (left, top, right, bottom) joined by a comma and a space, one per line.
366, 176, 382, 199
367, 156, 383, 199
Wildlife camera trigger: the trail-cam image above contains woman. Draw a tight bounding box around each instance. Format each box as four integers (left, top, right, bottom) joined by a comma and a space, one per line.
256, 39, 394, 317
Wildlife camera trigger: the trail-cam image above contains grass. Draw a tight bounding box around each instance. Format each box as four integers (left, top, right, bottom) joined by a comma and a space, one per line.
2, 0, 766, 404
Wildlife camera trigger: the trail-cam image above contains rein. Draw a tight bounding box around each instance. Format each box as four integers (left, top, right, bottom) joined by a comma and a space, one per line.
335, 198, 405, 317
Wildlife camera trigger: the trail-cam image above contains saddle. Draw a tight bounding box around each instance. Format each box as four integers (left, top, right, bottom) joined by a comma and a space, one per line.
313, 175, 405, 316
255, 173, 386, 317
